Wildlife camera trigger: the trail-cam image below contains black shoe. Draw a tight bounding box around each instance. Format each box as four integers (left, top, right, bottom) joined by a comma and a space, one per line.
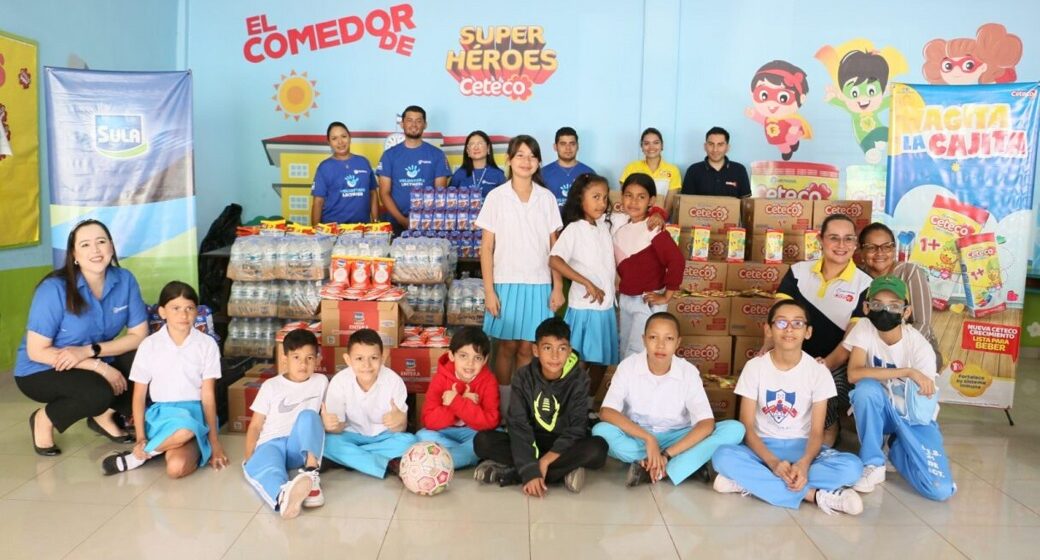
87, 417, 135, 444
693, 462, 717, 484
625, 462, 652, 487
29, 410, 61, 457
101, 450, 134, 476
473, 460, 519, 486
386, 458, 401, 476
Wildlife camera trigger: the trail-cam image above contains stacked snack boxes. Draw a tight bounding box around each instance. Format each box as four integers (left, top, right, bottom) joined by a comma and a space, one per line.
667, 196, 872, 419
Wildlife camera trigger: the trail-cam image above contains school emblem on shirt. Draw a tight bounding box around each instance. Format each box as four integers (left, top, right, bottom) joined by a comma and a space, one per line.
872, 356, 897, 369
763, 389, 798, 423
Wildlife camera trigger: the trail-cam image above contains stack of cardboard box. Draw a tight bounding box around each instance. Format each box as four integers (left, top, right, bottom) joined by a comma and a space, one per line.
663, 195, 872, 419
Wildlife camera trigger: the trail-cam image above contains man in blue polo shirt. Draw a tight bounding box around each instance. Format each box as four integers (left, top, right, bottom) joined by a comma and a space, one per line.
681, 127, 751, 198
540, 127, 596, 210
377, 105, 450, 231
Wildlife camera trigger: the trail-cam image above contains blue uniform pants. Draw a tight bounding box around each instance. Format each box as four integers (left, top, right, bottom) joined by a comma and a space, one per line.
712, 438, 863, 509
851, 379, 956, 501
415, 427, 478, 469
592, 420, 745, 484
324, 430, 418, 478
243, 410, 324, 509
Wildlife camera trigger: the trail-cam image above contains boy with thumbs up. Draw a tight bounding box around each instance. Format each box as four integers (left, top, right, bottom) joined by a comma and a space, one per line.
416, 327, 500, 469
323, 329, 417, 479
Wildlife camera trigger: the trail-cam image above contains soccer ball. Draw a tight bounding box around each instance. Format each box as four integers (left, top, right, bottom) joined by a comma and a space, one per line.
399, 441, 455, 496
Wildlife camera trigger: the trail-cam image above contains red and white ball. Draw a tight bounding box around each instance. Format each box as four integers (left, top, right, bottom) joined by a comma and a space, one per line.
399, 441, 455, 496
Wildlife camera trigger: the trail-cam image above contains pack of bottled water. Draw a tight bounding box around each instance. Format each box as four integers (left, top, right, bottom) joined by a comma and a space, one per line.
390, 236, 454, 284
446, 277, 485, 326
402, 283, 447, 325
224, 317, 281, 358
228, 234, 334, 281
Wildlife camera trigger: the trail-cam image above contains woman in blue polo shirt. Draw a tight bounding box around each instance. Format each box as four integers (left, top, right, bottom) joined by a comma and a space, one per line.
15, 220, 148, 455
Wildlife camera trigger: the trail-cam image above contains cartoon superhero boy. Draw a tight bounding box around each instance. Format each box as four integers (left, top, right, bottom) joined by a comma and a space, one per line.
817, 42, 908, 164
745, 60, 812, 161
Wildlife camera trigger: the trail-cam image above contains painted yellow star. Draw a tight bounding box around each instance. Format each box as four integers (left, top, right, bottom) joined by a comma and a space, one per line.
951, 162, 962, 173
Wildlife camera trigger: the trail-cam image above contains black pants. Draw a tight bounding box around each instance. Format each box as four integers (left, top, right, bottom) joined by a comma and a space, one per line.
15, 351, 135, 432
473, 430, 608, 483
826, 364, 851, 429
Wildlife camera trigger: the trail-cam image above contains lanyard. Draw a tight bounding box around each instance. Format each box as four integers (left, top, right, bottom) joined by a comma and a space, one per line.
473, 167, 488, 189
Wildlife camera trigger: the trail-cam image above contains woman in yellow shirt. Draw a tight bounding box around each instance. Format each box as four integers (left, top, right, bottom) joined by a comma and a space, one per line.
619, 127, 682, 219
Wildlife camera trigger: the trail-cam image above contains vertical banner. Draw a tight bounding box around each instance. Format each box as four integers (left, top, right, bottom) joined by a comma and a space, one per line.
0, 30, 40, 248
44, 68, 197, 303
887, 82, 1040, 409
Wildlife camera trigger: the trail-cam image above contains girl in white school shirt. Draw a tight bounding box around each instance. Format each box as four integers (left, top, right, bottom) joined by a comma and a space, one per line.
102, 281, 227, 477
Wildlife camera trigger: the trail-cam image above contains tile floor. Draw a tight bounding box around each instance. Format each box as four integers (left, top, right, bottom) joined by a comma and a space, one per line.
1, 357, 1038, 559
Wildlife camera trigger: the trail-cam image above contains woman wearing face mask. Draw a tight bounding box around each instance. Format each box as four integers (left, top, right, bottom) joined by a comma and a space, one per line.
843, 276, 955, 501
14, 220, 148, 456
857, 223, 942, 371
768, 214, 873, 447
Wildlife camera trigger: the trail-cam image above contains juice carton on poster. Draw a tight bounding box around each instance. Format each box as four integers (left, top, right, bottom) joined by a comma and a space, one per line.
908, 195, 990, 309
957, 232, 1006, 317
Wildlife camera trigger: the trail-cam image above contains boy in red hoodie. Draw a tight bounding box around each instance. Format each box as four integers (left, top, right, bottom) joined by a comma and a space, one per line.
417, 327, 500, 468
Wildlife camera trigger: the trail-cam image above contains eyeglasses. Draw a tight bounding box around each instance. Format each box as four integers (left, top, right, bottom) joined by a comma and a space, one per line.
867, 300, 907, 314
771, 319, 807, 330
861, 242, 896, 254
824, 235, 859, 246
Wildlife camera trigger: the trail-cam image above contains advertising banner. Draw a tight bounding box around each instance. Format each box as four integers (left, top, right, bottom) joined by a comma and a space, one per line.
44, 68, 196, 302
886, 82, 1040, 408
0, 30, 40, 248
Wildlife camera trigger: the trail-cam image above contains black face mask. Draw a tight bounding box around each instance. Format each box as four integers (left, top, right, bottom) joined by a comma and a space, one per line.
867, 309, 902, 332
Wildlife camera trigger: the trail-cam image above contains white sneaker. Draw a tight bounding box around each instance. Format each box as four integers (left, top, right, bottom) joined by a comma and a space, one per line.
853, 464, 887, 493
300, 469, 324, 508
712, 473, 746, 494
278, 471, 314, 519
815, 488, 863, 516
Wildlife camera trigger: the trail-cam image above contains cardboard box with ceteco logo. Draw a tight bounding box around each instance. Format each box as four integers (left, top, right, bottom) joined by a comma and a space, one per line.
678, 195, 743, 233
742, 198, 813, 234
677, 336, 733, 377
725, 262, 789, 293
668, 295, 730, 336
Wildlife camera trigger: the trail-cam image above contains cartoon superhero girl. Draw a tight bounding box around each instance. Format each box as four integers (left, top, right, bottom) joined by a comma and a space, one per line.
817, 40, 908, 164
745, 60, 812, 161
922, 23, 1022, 85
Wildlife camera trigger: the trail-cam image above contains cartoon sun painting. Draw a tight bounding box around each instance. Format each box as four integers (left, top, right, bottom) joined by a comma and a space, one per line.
816, 39, 908, 164
273, 70, 319, 121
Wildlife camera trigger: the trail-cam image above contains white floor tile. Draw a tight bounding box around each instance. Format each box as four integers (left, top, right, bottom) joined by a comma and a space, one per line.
223, 515, 389, 560
530, 523, 679, 560
0, 499, 122, 559
378, 519, 529, 559
802, 525, 967, 559
933, 525, 1040, 560
670, 525, 825, 559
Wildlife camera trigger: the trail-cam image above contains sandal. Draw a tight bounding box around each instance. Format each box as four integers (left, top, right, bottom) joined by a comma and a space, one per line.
87, 417, 136, 444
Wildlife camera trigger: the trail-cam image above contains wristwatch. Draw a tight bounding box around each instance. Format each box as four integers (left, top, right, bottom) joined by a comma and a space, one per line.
91, 343, 102, 358
661, 449, 672, 460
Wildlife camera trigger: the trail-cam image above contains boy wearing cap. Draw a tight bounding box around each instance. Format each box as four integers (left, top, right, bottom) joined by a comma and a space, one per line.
844, 275, 956, 501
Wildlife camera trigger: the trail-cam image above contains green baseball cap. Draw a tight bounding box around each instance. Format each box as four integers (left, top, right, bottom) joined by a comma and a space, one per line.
867, 275, 908, 301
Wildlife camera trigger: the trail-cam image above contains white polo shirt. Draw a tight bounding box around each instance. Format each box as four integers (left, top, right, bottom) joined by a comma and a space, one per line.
475, 181, 562, 284
549, 218, 615, 310
736, 352, 836, 440
601, 351, 714, 433
130, 326, 221, 403
325, 366, 409, 437
251, 374, 329, 446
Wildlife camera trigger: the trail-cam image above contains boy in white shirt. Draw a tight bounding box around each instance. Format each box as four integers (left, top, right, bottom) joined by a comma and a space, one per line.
845, 275, 955, 501
712, 300, 865, 515
592, 312, 745, 486
243, 329, 329, 519
322, 329, 417, 479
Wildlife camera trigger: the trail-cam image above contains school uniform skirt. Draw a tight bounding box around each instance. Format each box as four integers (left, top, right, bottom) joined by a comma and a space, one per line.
143, 401, 212, 466
484, 283, 552, 342
564, 307, 619, 365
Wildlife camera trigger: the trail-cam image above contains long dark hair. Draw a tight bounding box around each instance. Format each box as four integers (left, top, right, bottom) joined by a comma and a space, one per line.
460, 130, 500, 176
561, 173, 611, 229
42, 219, 121, 315
505, 134, 546, 187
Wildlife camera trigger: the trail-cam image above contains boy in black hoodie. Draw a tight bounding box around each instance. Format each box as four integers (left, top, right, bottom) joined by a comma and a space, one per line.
473, 317, 608, 496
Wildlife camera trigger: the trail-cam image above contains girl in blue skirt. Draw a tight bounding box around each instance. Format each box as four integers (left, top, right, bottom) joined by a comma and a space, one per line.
475, 135, 564, 388
102, 281, 227, 478
549, 172, 619, 397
